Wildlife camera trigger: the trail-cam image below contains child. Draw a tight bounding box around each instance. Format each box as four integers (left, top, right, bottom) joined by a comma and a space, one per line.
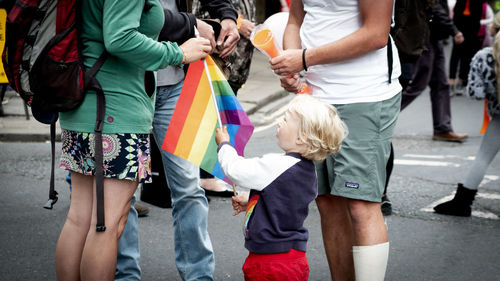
215, 94, 347, 280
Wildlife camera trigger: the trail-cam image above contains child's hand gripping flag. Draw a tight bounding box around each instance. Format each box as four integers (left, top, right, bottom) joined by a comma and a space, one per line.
161, 55, 254, 182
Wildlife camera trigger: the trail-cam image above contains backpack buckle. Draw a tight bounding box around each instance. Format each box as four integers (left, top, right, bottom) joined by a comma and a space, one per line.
43, 196, 58, 209
94, 120, 104, 133
96, 225, 106, 232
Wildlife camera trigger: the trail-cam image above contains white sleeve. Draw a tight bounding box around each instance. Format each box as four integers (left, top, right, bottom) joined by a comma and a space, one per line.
218, 144, 300, 191
480, 5, 494, 26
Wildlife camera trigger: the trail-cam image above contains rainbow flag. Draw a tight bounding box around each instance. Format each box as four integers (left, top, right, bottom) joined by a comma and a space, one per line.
162, 56, 254, 181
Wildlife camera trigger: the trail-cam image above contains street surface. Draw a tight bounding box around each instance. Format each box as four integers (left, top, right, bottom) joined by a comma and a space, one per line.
1, 42, 500, 280
1, 88, 500, 281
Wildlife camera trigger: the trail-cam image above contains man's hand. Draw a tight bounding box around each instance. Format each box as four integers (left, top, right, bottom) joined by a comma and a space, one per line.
239, 19, 255, 40
454, 31, 464, 44
215, 126, 230, 146
196, 19, 216, 52
270, 49, 304, 76
218, 19, 240, 58
279, 74, 302, 93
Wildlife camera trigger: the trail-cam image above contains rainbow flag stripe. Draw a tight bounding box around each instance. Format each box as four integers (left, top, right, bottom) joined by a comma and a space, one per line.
243, 194, 259, 238
162, 56, 254, 181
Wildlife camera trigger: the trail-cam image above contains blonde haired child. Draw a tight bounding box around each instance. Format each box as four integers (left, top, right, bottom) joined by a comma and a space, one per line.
215, 94, 347, 280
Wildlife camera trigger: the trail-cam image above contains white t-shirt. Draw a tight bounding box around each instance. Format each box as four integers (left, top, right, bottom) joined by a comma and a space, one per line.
300, 0, 402, 104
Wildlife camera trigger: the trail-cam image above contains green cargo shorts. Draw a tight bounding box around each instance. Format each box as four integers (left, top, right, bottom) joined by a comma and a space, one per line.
316, 93, 401, 202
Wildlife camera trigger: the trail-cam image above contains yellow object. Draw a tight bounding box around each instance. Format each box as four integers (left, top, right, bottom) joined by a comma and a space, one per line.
0, 9, 8, 84
251, 28, 280, 58
236, 14, 243, 30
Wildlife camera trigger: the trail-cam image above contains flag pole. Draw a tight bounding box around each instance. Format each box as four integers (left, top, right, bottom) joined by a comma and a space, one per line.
202, 59, 223, 128
195, 28, 236, 195
194, 27, 223, 128
203, 55, 237, 196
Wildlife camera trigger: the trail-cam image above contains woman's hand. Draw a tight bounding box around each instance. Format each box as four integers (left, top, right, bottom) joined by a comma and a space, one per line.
196, 19, 216, 52
179, 37, 212, 64
232, 194, 248, 216
270, 49, 304, 76
215, 126, 230, 146
239, 19, 255, 40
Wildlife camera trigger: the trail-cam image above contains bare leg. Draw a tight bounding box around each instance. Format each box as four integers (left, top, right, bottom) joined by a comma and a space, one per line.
80, 178, 138, 281
348, 200, 388, 245
348, 199, 389, 281
316, 194, 355, 281
55, 172, 94, 280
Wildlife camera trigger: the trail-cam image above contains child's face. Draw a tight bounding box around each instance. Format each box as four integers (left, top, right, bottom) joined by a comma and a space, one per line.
276, 111, 302, 153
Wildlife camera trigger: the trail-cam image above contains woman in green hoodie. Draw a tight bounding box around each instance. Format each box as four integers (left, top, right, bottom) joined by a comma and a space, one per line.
55, 0, 211, 279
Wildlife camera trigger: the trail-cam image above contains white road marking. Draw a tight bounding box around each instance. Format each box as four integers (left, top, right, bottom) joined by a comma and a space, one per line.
402, 154, 475, 161
479, 175, 500, 187
394, 159, 460, 167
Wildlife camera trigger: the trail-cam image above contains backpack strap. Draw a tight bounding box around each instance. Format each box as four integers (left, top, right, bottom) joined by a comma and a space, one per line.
85, 52, 108, 85
93, 80, 106, 232
387, 35, 393, 84
83, 51, 108, 232
43, 114, 59, 210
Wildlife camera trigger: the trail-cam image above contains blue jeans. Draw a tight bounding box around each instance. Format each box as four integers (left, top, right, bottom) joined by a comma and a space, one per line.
152, 82, 215, 281
115, 195, 141, 281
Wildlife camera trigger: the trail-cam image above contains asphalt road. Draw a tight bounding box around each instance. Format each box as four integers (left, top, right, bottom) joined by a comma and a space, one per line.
1, 86, 500, 280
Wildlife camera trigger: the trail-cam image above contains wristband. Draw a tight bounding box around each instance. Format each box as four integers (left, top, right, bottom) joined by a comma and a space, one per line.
217, 141, 232, 152
302, 48, 308, 71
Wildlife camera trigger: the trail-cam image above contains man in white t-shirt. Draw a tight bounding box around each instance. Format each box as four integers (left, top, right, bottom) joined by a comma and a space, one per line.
270, 1, 401, 280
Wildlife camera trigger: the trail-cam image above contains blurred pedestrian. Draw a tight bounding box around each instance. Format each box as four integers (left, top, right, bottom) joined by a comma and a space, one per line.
401, 0, 468, 143
54, 0, 211, 279
449, 0, 486, 94
434, 15, 500, 217
216, 95, 347, 281
381, 0, 433, 216
269, 1, 401, 280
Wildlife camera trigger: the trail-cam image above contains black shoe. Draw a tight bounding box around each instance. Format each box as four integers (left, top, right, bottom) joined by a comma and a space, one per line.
134, 203, 150, 217
201, 178, 234, 197
434, 183, 477, 217
204, 189, 234, 198
381, 194, 392, 216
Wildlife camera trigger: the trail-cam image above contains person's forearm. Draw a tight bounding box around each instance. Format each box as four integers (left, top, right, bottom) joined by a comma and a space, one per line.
201, 0, 238, 22
305, 0, 392, 67
159, 9, 196, 43
283, 0, 304, 50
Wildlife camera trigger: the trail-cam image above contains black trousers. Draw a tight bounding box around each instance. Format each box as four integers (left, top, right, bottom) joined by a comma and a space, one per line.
402, 40, 453, 135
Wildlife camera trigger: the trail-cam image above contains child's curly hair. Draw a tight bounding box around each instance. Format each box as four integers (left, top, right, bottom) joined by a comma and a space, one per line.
287, 95, 348, 162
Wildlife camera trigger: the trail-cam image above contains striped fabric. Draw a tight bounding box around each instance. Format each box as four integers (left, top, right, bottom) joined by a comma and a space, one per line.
162, 56, 254, 180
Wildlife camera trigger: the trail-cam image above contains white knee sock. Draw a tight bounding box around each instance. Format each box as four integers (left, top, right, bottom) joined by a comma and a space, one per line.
352, 242, 389, 281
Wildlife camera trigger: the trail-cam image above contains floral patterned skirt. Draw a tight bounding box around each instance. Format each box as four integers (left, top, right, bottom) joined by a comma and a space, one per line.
59, 130, 152, 183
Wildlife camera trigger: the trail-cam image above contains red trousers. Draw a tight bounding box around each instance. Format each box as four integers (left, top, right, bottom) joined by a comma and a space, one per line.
242, 249, 309, 281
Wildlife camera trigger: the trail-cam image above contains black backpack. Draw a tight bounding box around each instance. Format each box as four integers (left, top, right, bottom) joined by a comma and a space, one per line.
392, 0, 432, 63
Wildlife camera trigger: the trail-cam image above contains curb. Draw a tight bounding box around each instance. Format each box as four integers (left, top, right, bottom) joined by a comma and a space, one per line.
0, 90, 289, 142
243, 90, 289, 116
